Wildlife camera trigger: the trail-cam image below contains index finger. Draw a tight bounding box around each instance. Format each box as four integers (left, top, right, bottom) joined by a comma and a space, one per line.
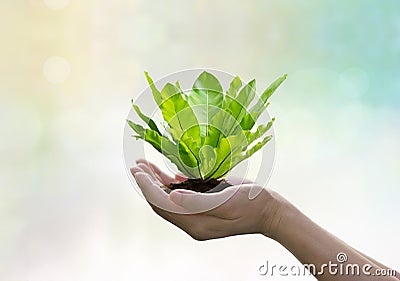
136, 158, 178, 185
133, 172, 193, 214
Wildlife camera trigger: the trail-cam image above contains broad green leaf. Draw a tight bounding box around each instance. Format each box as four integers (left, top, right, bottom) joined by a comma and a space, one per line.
178, 141, 199, 167
191, 71, 223, 105
224, 134, 274, 176
161, 139, 199, 178
217, 80, 256, 137
236, 79, 256, 109
144, 72, 163, 106
127, 120, 146, 138
188, 71, 223, 136
203, 137, 232, 180
203, 125, 221, 147
203, 134, 246, 179
245, 134, 273, 158
159, 83, 199, 140
244, 118, 275, 147
221, 98, 249, 136
128, 72, 285, 180
160, 82, 180, 100
183, 126, 201, 148
220, 76, 243, 129
239, 75, 285, 130
259, 74, 287, 104
199, 145, 217, 177
131, 102, 161, 135
248, 74, 287, 122
127, 119, 199, 178
240, 113, 257, 130
178, 140, 202, 178
226, 76, 242, 98
127, 120, 167, 155
205, 109, 235, 147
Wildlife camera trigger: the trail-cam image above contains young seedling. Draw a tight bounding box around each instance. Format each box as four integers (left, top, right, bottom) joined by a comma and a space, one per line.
128, 71, 286, 192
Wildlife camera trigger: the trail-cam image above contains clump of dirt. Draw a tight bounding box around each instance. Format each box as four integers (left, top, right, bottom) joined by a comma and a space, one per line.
164, 178, 232, 193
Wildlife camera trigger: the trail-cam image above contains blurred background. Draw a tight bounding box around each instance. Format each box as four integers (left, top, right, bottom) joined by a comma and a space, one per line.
0, 0, 399, 280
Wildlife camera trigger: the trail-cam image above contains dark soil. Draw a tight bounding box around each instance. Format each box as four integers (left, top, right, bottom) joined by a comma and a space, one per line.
164, 178, 232, 193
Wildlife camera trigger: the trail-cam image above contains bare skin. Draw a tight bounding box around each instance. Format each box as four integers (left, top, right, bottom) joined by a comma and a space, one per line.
131, 159, 399, 281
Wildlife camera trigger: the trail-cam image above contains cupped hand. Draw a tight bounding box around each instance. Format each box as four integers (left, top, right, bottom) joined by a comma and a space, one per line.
130, 159, 286, 241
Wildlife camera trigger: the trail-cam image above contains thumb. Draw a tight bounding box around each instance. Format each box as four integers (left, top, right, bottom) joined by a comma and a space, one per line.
175, 173, 188, 182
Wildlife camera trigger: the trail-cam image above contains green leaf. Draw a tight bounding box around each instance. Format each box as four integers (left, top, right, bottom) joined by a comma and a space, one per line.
217, 79, 256, 137
131, 102, 161, 135
199, 145, 217, 177
226, 76, 242, 98
144, 72, 163, 106
259, 74, 287, 104
161, 139, 199, 178
127, 120, 164, 152
239, 74, 286, 130
178, 141, 198, 167
245, 134, 273, 158
220, 76, 243, 125
203, 137, 232, 180
203, 125, 221, 147
159, 83, 199, 140
236, 79, 256, 109
188, 71, 223, 136
204, 109, 235, 147
248, 74, 287, 121
223, 134, 274, 176
239, 113, 257, 130
127, 120, 146, 138
129, 71, 285, 180
244, 118, 275, 147
127, 119, 199, 178
192, 71, 223, 104
203, 134, 246, 179
221, 98, 249, 136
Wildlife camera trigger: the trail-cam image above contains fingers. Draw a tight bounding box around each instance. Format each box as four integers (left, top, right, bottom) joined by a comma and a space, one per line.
132, 172, 187, 213
131, 165, 162, 185
136, 158, 177, 185
149, 204, 230, 241
137, 163, 164, 184
169, 185, 242, 214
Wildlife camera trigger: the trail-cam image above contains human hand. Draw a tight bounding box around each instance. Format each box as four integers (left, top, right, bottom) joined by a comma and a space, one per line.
130, 159, 288, 241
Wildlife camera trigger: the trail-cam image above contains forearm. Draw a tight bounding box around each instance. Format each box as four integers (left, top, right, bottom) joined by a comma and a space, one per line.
352, 247, 400, 280
266, 201, 398, 281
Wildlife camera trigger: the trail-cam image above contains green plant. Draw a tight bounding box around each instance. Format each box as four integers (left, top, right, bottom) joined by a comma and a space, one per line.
127, 71, 286, 180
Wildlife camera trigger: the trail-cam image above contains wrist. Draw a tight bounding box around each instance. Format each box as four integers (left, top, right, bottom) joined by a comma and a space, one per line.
260, 190, 302, 241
